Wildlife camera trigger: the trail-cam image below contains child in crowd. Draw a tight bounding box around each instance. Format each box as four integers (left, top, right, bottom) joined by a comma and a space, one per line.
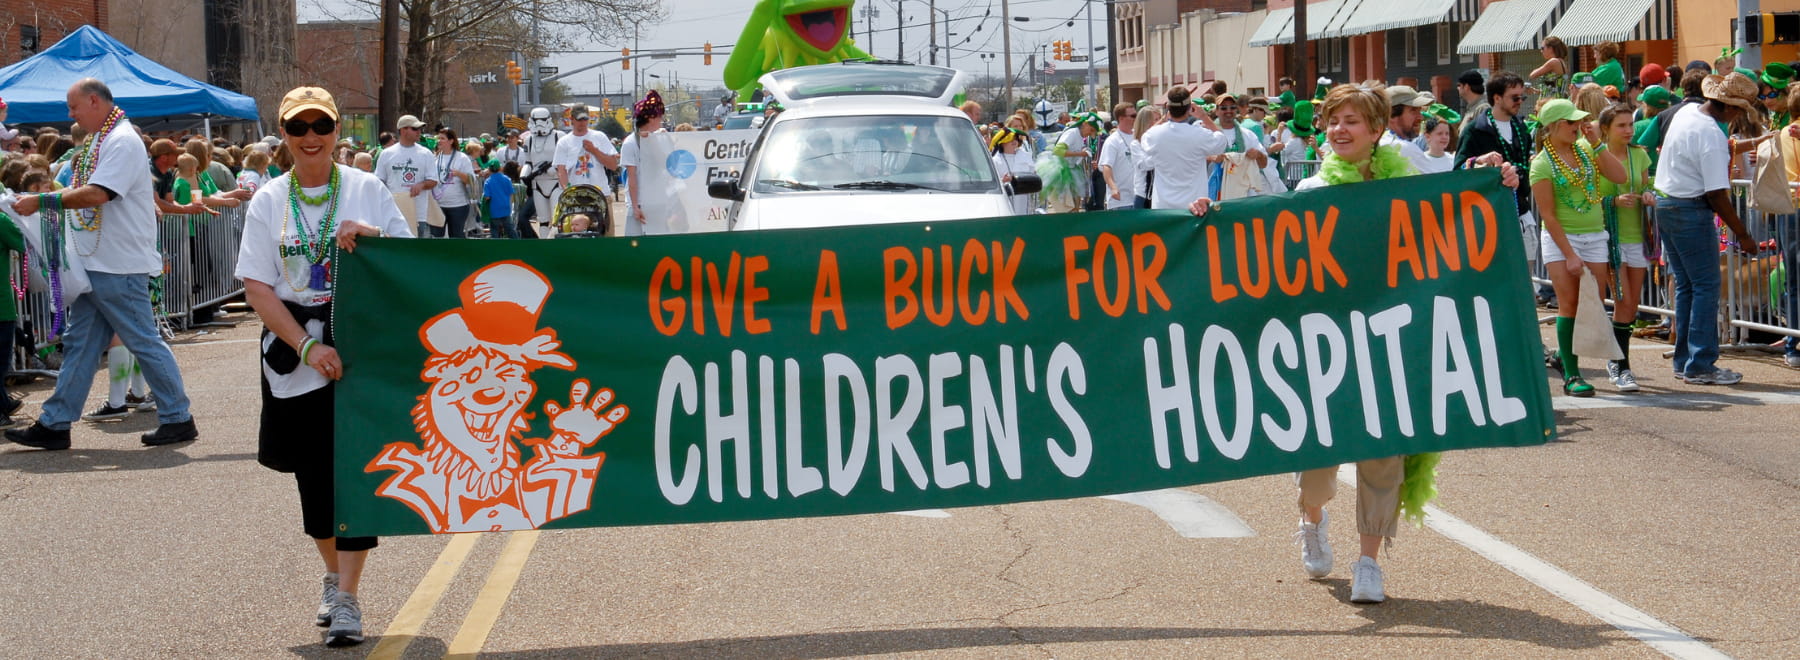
484, 162, 518, 239
353, 152, 374, 173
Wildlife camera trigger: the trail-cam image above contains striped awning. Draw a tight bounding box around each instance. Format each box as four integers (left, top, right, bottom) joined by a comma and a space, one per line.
1324, 0, 1458, 38
1548, 0, 1674, 46
1246, 0, 1357, 46
1457, 0, 1568, 55
1247, 7, 1295, 48
1447, 0, 1483, 23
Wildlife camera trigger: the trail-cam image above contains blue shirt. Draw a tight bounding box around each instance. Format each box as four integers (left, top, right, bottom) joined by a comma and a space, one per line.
483, 172, 515, 219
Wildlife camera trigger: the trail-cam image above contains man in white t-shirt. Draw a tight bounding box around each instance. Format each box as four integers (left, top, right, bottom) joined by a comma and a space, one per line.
712, 96, 733, 127
1207, 94, 1273, 200
1097, 102, 1138, 210
495, 130, 526, 167
1141, 85, 1229, 209
1380, 86, 1437, 174
374, 114, 438, 234
5, 78, 197, 450
555, 107, 620, 193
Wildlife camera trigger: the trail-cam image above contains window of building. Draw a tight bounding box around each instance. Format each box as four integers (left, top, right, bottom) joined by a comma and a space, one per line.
1249, 87, 1266, 97
1437, 23, 1452, 64
19, 25, 38, 53
1405, 28, 1419, 67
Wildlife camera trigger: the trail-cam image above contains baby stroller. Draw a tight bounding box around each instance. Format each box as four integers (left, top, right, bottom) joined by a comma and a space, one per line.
553, 184, 612, 238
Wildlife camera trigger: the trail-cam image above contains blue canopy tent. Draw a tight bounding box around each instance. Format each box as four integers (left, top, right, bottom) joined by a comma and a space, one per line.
0, 25, 258, 132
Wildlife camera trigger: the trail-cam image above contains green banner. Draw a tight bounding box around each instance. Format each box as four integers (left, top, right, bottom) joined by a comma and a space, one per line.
334, 169, 1553, 536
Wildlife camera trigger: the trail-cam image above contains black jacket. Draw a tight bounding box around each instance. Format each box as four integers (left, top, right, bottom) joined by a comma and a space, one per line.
1456, 110, 1532, 214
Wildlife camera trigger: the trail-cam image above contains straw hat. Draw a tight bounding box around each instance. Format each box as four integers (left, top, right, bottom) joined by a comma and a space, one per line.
1702, 72, 1760, 112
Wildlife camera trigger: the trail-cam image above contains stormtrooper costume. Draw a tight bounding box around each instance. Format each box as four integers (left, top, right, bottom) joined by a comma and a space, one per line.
521, 107, 565, 238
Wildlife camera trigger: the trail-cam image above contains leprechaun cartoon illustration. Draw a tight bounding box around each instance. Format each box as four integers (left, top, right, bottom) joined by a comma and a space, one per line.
367, 261, 630, 533
724, 0, 871, 100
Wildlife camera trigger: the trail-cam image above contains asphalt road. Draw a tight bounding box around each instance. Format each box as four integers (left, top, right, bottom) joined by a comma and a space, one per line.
2, 309, 1796, 659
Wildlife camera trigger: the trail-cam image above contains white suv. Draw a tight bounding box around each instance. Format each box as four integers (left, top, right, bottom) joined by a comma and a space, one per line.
709, 61, 1040, 231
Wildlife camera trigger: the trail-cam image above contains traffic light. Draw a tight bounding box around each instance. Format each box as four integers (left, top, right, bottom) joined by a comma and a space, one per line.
1053, 40, 1070, 61
704, 42, 713, 66
622, 48, 631, 70
602, 98, 612, 112
505, 60, 522, 85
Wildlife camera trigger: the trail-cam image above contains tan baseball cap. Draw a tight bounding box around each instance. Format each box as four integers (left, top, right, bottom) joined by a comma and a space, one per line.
1384, 85, 1434, 108
396, 114, 427, 129
279, 87, 339, 122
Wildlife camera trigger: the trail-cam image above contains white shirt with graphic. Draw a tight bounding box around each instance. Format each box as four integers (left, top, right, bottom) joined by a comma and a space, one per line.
554, 131, 617, 189
375, 142, 438, 219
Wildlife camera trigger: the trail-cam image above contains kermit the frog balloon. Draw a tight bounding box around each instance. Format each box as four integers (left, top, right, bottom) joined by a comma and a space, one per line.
724, 0, 871, 100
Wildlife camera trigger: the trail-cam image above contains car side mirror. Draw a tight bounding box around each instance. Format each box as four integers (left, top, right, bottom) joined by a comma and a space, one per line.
1008, 174, 1042, 196
708, 177, 744, 202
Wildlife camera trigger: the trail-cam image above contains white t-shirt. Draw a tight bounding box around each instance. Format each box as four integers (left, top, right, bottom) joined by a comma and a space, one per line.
433, 151, 476, 208
1098, 129, 1136, 209
73, 118, 160, 275
555, 131, 617, 188
991, 149, 1036, 216
1057, 128, 1090, 169
1131, 136, 1153, 201
1380, 130, 1437, 175
495, 144, 526, 167
235, 165, 414, 398
1654, 104, 1730, 199
375, 142, 437, 218
1418, 151, 1456, 174
1141, 118, 1229, 209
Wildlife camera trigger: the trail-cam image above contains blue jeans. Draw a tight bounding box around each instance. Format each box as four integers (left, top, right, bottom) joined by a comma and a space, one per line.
41, 272, 192, 428
1656, 196, 1723, 377
430, 204, 470, 238
1778, 214, 1800, 356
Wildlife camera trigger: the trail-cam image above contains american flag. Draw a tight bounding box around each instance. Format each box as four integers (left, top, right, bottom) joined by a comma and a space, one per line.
1044, 61, 1056, 75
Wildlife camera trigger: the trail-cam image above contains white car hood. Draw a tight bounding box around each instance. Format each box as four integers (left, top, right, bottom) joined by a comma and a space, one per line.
736, 193, 1015, 231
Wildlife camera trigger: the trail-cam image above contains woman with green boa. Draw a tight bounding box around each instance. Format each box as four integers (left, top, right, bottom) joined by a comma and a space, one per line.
1530, 99, 1628, 397
1193, 83, 1521, 605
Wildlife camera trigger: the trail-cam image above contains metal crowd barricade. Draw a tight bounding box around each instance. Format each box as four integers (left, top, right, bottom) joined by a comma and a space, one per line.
8, 206, 247, 376
1524, 181, 1799, 350
1281, 159, 1320, 189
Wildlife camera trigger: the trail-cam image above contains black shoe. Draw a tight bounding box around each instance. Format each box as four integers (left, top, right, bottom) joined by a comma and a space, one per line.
82, 404, 132, 422
5, 422, 71, 450
1, 396, 21, 417
141, 419, 198, 446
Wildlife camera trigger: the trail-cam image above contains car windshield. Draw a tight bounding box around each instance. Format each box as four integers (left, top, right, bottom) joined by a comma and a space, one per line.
750, 114, 997, 194
765, 64, 957, 102
722, 113, 761, 130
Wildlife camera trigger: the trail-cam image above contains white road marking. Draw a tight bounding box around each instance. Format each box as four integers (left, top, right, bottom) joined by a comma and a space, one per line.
888, 509, 952, 518
1553, 388, 1800, 410
1100, 489, 1257, 538
1335, 467, 1728, 660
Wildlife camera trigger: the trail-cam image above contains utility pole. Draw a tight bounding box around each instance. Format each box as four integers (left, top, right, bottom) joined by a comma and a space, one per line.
380, 0, 400, 129
1084, 0, 1096, 110
929, 0, 938, 66
1002, 0, 1014, 110
897, 0, 904, 61
1291, 0, 1308, 101
1106, 0, 1118, 110
530, 0, 542, 105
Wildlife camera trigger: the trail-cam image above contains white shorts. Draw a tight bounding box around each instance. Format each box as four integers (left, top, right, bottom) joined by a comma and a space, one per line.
1539, 229, 1609, 265
1616, 242, 1649, 269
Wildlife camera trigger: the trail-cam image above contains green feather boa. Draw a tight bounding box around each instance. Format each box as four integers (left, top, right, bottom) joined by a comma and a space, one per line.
1317, 144, 1418, 185
1318, 143, 1438, 524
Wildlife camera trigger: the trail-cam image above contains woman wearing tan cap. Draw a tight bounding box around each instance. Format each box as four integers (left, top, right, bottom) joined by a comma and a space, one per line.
234, 86, 415, 647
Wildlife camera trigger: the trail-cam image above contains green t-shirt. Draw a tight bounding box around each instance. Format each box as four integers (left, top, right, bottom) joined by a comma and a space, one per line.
1596, 144, 1650, 244
1529, 143, 1606, 235
1592, 59, 1625, 90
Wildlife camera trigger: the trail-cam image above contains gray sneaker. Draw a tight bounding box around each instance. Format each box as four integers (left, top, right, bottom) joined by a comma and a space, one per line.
315, 574, 339, 627
1786, 353, 1800, 368
1606, 362, 1640, 392
324, 592, 364, 647
1684, 368, 1744, 386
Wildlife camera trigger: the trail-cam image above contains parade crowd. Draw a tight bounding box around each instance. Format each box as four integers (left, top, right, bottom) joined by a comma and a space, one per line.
0, 42, 1794, 647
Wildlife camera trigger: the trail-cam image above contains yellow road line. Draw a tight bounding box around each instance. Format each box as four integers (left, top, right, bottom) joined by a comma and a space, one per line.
364, 533, 482, 660
445, 530, 542, 658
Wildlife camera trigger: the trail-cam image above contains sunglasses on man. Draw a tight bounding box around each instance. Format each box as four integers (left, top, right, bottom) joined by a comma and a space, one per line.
285, 116, 337, 137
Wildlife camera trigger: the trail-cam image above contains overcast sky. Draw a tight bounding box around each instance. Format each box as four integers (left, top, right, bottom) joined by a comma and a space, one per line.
299, 0, 1108, 96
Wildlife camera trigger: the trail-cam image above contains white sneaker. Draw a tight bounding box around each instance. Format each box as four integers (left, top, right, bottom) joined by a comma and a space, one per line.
1296, 512, 1332, 578
315, 573, 338, 627
1350, 556, 1386, 603
1353, 557, 1389, 604
1786, 353, 1800, 368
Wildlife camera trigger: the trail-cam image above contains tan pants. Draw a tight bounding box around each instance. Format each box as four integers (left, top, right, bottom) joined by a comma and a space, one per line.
1297, 456, 1403, 539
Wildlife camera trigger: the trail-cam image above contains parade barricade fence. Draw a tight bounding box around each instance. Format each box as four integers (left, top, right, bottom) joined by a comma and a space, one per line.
1525, 180, 1798, 351
8, 206, 246, 376
1281, 159, 1320, 190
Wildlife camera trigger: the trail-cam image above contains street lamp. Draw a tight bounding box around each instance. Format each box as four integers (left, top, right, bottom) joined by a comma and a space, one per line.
979, 53, 996, 107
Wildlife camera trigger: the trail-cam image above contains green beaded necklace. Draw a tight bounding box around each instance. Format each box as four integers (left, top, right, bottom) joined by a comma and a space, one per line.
1545, 142, 1600, 214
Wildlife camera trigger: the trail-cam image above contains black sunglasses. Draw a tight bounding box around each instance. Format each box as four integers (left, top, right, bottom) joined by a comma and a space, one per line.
284, 116, 337, 137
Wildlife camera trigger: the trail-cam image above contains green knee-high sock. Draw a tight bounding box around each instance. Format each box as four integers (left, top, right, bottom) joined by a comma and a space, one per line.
1556, 317, 1580, 379
1612, 322, 1634, 371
